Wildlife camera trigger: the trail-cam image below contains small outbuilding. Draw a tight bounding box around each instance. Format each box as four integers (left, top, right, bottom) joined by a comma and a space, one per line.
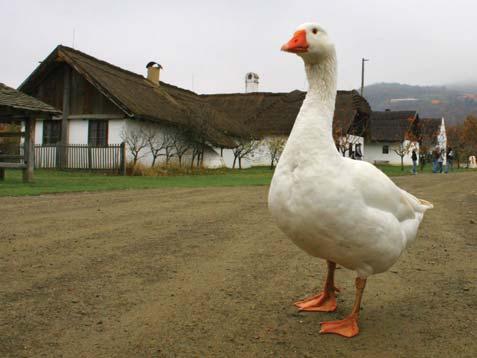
0, 83, 61, 182
364, 110, 419, 165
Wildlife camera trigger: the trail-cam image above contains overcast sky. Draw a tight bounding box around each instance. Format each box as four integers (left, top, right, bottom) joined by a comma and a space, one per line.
1, 0, 476, 94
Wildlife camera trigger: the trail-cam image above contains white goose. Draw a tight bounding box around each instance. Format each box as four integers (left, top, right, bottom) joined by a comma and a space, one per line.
268, 23, 433, 338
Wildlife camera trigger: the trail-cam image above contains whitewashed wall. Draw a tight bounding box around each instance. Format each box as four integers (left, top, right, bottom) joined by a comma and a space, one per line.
34, 120, 43, 144
108, 119, 125, 144
217, 148, 252, 168
364, 141, 417, 165
249, 139, 272, 167
124, 119, 228, 168
69, 119, 89, 144
32, 118, 126, 145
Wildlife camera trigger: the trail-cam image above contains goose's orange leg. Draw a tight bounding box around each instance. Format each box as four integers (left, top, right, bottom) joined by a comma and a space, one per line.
294, 261, 339, 312
320, 277, 367, 338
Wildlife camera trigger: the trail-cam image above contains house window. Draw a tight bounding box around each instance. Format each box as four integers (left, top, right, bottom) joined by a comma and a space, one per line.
42, 120, 61, 144
382, 145, 389, 154
88, 120, 108, 146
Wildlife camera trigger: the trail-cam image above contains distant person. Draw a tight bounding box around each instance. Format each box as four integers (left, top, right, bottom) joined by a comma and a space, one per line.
411, 149, 418, 175
419, 151, 427, 171
355, 144, 363, 160
432, 147, 439, 173
445, 147, 454, 173
437, 150, 444, 173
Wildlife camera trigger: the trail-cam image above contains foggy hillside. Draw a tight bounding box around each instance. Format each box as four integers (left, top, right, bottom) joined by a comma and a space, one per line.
362, 83, 477, 125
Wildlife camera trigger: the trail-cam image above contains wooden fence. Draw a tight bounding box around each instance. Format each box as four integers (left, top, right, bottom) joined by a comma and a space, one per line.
34, 143, 126, 174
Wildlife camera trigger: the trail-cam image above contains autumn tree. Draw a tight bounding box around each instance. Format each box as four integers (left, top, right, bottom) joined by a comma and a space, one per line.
332, 112, 368, 158
461, 116, 477, 162
446, 117, 477, 168
0, 122, 21, 155
333, 126, 362, 157
446, 124, 465, 168
416, 120, 440, 171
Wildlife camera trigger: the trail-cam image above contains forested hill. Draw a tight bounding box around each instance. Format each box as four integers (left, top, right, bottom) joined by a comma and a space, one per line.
362, 83, 477, 125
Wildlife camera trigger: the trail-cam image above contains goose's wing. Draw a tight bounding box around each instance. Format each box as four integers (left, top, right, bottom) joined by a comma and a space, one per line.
347, 159, 432, 222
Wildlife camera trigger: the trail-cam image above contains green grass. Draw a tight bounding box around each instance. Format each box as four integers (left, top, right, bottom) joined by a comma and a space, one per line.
377, 163, 471, 176
0, 167, 274, 197
0, 164, 473, 197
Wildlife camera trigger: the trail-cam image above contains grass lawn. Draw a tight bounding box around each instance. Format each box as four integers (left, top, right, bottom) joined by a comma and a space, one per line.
0, 164, 472, 197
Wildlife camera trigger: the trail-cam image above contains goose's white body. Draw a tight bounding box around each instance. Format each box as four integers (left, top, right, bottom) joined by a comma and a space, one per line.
268, 50, 432, 278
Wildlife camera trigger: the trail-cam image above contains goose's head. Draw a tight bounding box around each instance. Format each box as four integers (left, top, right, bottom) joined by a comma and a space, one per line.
281, 23, 335, 64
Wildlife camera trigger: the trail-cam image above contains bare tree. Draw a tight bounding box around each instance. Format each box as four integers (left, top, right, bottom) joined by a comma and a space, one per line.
183, 106, 217, 169
170, 130, 190, 167
392, 141, 415, 171
143, 126, 175, 167
120, 127, 148, 165
266, 136, 286, 169
162, 130, 176, 165
232, 138, 258, 169
392, 116, 420, 171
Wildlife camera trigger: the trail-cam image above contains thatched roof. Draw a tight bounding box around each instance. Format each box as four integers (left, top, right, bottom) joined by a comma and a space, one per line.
368, 110, 418, 142
19, 46, 241, 147
0, 82, 61, 119
18, 45, 371, 146
201, 90, 370, 138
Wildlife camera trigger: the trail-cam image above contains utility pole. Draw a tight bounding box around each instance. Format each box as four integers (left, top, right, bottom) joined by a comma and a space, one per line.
360, 58, 369, 97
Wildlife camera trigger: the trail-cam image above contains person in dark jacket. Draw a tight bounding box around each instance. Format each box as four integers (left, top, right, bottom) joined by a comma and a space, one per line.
411, 149, 418, 175
432, 147, 439, 173
445, 147, 454, 173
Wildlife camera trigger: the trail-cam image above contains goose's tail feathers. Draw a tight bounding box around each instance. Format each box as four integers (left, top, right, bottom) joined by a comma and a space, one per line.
419, 198, 434, 210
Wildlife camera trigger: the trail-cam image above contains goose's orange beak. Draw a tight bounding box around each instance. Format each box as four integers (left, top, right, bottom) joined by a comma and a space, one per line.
281, 30, 308, 53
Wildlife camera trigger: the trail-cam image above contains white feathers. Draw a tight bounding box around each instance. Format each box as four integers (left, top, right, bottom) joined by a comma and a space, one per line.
269, 24, 432, 278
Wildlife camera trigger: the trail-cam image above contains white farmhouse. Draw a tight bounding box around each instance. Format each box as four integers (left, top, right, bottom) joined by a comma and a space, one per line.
18, 45, 245, 169
18, 45, 371, 170
202, 89, 371, 168
364, 110, 420, 165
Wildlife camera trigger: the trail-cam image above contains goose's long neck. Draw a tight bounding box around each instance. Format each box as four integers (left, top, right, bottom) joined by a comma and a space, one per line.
290, 53, 340, 160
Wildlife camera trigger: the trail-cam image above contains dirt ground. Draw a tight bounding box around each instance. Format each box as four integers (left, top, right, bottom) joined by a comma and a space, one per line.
1, 172, 476, 357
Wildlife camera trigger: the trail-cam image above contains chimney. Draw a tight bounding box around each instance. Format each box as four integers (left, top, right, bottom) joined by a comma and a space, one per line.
146, 62, 162, 85
245, 72, 259, 93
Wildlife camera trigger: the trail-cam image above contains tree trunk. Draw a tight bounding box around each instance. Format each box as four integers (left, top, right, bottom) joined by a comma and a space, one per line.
401, 156, 404, 171
239, 157, 242, 169
232, 156, 237, 169
151, 156, 157, 167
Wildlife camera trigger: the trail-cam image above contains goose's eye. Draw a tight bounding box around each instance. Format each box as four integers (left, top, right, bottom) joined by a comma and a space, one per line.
312, 28, 318, 35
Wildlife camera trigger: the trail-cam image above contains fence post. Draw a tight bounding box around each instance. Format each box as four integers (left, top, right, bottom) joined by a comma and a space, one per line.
120, 142, 126, 176
22, 117, 35, 183
88, 145, 92, 170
